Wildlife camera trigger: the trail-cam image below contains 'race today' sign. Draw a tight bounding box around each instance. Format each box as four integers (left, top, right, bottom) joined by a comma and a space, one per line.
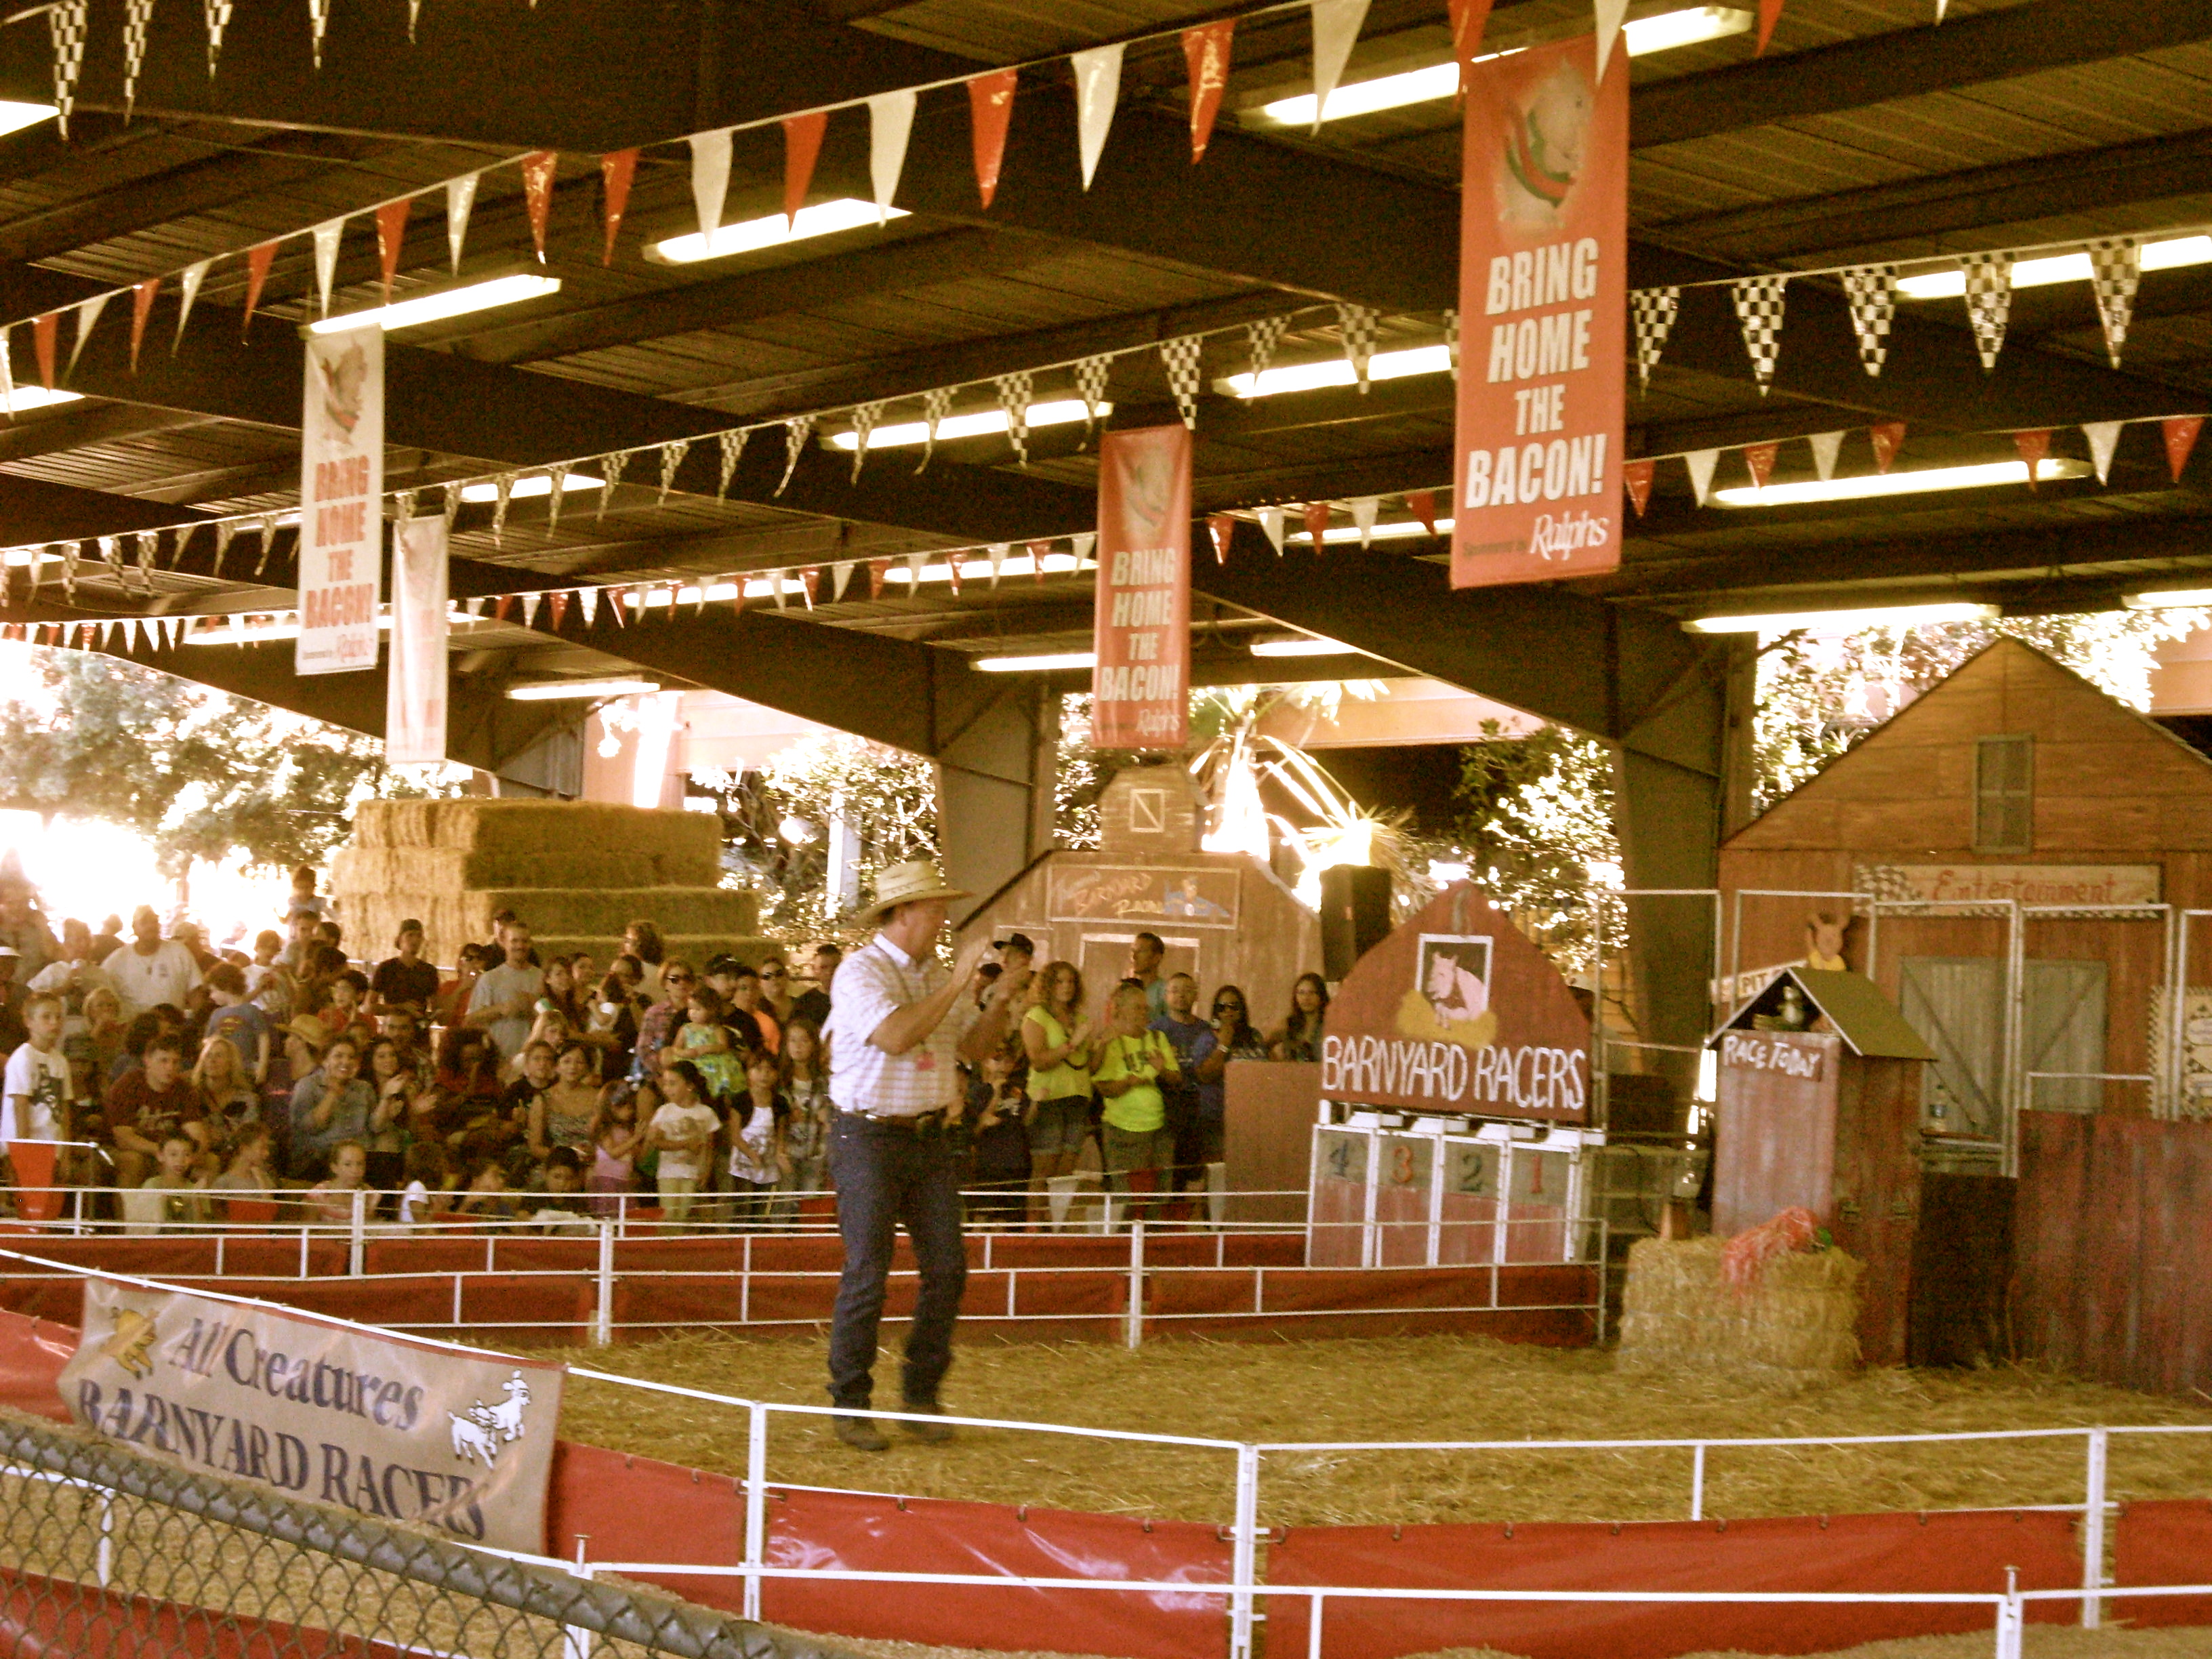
60, 1278, 562, 1554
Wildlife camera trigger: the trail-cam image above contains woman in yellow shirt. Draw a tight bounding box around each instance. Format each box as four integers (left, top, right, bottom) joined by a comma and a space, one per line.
1021, 960, 1094, 1227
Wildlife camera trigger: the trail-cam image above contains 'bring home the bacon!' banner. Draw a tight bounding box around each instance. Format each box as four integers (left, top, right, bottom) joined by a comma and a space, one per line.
1092, 424, 1191, 751
298, 324, 384, 675
1452, 33, 1627, 589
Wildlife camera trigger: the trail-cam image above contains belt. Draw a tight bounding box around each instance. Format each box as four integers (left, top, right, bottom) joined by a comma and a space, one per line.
840, 1107, 949, 1128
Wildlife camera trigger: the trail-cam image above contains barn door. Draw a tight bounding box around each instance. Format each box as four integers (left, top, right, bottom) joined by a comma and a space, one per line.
2022, 959, 2108, 1113
1897, 957, 2003, 1138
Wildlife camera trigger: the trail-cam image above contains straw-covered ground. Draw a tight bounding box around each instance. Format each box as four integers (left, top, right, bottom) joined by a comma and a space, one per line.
535, 1331, 2212, 1528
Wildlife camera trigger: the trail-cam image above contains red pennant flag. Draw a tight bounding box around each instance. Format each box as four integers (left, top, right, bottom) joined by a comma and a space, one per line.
1207, 513, 1235, 563
2012, 428, 2052, 488
732, 579, 747, 616
129, 278, 158, 372
493, 594, 516, 622
608, 588, 628, 627
32, 312, 56, 391
1623, 459, 1655, 516
599, 150, 637, 266
1446, 0, 1495, 89
947, 555, 963, 597
1182, 22, 1234, 163
2165, 416, 2203, 483
803, 567, 821, 607
1027, 540, 1052, 584
783, 112, 827, 228
1742, 441, 1779, 490
1303, 501, 1332, 551
968, 70, 1018, 209
1868, 420, 1906, 474
521, 151, 558, 262
375, 198, 411, 303
243, 242, 277, 336
868, 558, 890, 600
548, 589, 571, 628
1756, 0, 1785, 54
1406, 489, 1439, 537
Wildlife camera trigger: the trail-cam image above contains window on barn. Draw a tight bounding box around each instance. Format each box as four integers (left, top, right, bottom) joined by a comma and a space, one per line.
1973, 734, 2034, 854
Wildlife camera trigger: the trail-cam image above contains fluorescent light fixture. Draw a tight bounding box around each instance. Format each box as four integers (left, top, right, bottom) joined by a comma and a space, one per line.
975, 651, 1095, 673
830, 399, 1103, 451
2124, 588, 2212, 610
1261, 7, 1750, 123
1222, 344, 1450, 400
1294, 515, 1454, 546
1899, 235, 2212, 300
308, 274, 562, 335
0, 386, 83, 415
507, 678, 661, 701
1251, 634, 1357, 657
648, 199, 909, 265
184, 605, 484, 645
457, 472, 602, 504
1713, 457, 2092, 507
1684, 602, 2000, 636
0, 102, 56, 139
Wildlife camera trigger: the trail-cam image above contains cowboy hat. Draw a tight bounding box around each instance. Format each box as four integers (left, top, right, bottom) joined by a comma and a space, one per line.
859, 859, 970, 926
277, 1017, 329, 1050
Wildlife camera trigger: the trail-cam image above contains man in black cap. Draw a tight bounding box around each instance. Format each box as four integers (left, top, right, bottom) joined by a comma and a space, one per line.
994, 933, 1036, 986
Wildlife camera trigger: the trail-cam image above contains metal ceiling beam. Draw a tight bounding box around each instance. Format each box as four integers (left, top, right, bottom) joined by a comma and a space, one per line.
0, 472, 216, 544
0, 404, 212, 466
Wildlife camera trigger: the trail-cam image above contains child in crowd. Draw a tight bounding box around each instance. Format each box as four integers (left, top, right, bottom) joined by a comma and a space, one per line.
4, 992, 76, 1147
317, 970, 375, 1046
674, 985, 745, 1103
962, 1050, 1031, 1229
775, 1019, 830, 1225
1092, 983, 1181, 1223
454, 1160, 516, 1222
724, 1048, 788, 1226
306, 1140, 370, 1228
141, 1130, 213, 1230
644, 1060, 718, 1228
210, 1123, 276, 1197
529, 1147, 593, 1234
398, 1141, 451, 1229
589, 1085, 644, 1215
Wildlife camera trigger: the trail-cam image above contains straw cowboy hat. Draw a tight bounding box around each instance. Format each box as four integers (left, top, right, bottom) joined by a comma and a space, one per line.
859, 859, 970, 926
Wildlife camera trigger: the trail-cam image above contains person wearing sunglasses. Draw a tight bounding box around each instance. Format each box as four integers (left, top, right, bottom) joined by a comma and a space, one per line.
630, 960, 696, 1084
1193, 985, 1269, 1172
756, 952, 798, 1027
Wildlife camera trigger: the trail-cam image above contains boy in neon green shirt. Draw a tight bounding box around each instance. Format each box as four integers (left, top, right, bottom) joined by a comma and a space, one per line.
1092, 983, 1180, 1218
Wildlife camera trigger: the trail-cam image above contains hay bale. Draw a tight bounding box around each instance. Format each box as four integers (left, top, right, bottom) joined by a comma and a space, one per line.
332, 845, 718, 894
347, 799, 720, 875
468, 886, 758, 939
1617, 1235, 1862, 1380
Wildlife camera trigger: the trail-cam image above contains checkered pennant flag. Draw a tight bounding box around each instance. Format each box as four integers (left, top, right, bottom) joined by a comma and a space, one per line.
123, 0, 155, 118
308, 0, 331, 70
1841, 264, 1897, 377
657, 438, 691, 504
915, 385, 954, 474
2089, 237, 2141, 369
1243, 316, 1290, 398
596, 448, 630, 518
204, 0, 232, 77
47, 0, 86, 137
541, 466, 569, 533
490, 472, 517, 545
1728, 274, 1787, 394
776, 415, 814, 496
995, 371, 1033, 464
440, 482, 464, 527
1159, 334, 1204, 430
1960, 251, 2013, 372
716, 428, 747, 498
1630, 287, 1679, 394
849, 401, 885, 480
252, 511, 279, 577
212, 519, 237, 574
1336, 303, 1379, 391
1073, 354, 1112, 432
135, 531, 158, 590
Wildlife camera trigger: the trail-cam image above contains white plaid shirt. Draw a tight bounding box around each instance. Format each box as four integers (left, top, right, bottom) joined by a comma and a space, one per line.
823, 935, 979, 1117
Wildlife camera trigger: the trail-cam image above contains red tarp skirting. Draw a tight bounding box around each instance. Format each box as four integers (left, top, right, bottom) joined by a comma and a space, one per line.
1265, 1510, 2080, 1659
2114, 1500, 2212, 1627
0, 1565, 396, 1657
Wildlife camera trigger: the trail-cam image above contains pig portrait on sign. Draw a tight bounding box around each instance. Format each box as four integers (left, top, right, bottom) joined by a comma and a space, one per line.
316, 338, 370, 441
1112, 436, 1176, 544
1496, 61, 1594, 236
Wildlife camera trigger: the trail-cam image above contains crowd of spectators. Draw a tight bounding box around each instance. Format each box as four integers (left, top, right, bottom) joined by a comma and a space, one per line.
0, 864, 1327, 1233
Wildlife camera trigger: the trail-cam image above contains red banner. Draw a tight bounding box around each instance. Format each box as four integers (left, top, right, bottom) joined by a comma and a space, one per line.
1092, 424, 1191, 751
1452, 33, 1626, 588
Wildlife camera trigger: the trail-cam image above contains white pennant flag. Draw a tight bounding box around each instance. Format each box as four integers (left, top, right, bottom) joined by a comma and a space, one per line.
1349, 496, 1380, 548
122, 616, 138, 652
520, 591, 542, 628
1808, 430, 1845, 482
905, 552, 926, 590
987, 543, 1008, 588
1069, 531, 1097, 565
446, 172, 479, 271
867, 91, 916, 225
173, 260, 211, 348
1258, 506, 1286, 554
773, 568, 789, 609
1685, 448, 1721, 506
311, 220, 344, 316
689, 128, 734, 245
2083, 420, 2122, 485
1594, 0, 1632, 81
832, 560, 855, 601
1071, 43, 1125, 190
1309, 0, 1371, 132
578, 586, 598, 625
66, 292, 110, 378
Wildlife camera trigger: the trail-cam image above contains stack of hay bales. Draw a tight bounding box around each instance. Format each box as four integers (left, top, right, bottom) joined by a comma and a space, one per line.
331, 800, 770, 968
1616, 1235, 1863, 1381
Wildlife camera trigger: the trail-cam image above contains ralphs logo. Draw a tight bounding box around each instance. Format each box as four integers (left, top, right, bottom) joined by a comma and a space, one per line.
1530, 510, 1609, 561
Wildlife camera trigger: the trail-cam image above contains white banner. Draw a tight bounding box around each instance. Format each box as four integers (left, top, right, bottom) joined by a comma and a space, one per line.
386, 515, 449, 764
60, 1277, 562, 1554
298, 324, 384, 676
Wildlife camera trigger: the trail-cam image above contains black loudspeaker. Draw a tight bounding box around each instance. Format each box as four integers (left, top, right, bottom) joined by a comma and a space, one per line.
1319, 865, 1393, 982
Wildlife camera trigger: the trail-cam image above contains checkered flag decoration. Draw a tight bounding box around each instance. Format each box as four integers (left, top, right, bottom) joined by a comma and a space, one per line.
308, 0, 331, 70
596, 447, 630, 518
1960, 251, 2013, 372
1073, 354, 1111, 434
1159, 334, 1204, 430
1243, 316, 1290, 398
1841, 264, 1896, 377
1630, 287, 1679, 394
995, 371, 1033, 464
123, 0, 155, 118
1728, 274, 1787, 394
716, 428, 747, 498
915, 385, 954, 474
776, 415, 814, 496
204, 0, 233, 76
2089, 237, 2140, 369
47, 0, 86, 137
1335, 303, 1379, 391
541, 464, 569, 533
657, 438, 691, 504
849, 401, 885, 480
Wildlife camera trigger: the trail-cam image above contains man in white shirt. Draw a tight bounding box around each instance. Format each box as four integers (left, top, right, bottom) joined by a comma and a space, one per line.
466, 920, 543, 1069
100, 906, 201, 1018
821, 860, 1021, 1451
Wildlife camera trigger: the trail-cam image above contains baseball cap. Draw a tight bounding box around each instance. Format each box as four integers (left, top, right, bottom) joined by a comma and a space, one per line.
994, 932, 1036, 956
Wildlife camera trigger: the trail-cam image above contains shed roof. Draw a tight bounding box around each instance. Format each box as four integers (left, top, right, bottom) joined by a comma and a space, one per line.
1715, 966, 1938, 1061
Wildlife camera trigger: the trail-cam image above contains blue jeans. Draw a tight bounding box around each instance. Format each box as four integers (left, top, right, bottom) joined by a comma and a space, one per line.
826, 1113, 968, 1412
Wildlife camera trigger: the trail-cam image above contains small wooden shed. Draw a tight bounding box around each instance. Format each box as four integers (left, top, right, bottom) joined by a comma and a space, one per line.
1711, 966, 1936, 1365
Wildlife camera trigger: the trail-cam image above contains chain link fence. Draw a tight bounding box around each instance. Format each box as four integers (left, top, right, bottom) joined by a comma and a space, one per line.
0, 1409, 852, 1659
